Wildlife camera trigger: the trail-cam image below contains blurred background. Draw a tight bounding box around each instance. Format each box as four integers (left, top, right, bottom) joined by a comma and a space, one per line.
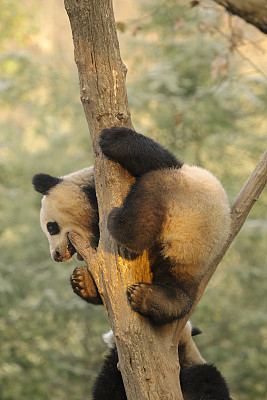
0, 0, 266, 399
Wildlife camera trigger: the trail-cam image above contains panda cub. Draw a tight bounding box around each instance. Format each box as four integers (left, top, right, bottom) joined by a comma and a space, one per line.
33, 127, 232, 399
33, 126, 231, 325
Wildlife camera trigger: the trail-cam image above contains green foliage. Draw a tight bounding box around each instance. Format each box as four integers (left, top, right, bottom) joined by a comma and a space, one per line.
1, 0, 266, 399
0, 2, 108, 399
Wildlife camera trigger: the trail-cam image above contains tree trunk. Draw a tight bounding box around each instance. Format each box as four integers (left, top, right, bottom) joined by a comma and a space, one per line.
64, 0, 267, 399
64, 0, 184, 398
212, 0, 267, 34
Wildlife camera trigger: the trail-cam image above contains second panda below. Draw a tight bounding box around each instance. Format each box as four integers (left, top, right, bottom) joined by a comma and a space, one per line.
92, 325, 231, 400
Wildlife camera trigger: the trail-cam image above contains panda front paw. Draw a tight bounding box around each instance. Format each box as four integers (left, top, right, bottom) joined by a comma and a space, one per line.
70, 267, 102, 305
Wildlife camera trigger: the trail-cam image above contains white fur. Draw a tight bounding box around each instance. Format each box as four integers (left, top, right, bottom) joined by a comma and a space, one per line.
147, 165, 231, 273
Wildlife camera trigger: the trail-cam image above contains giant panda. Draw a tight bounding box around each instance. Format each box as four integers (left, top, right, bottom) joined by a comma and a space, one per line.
98, 127, 231, 325
32, 126, 231, 325
32, 126, 232, 398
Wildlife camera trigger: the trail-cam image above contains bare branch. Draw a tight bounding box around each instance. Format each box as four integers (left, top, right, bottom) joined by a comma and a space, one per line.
229, 148, 267, 239
196, 147, 267, 303
212, 0, 267, 34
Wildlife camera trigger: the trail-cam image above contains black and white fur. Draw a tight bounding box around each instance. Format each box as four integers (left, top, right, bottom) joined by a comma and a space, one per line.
33, 127, 231, 325
32, 166, 99, 262
33, 127, 232, 398
92, 326, 231, 400
99, 127, 231, 325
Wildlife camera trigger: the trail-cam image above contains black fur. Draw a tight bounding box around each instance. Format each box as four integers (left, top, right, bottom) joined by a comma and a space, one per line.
99, 126, 183, 178
129, 246, 198, 325
191, 326, 202, 336
180, 364, 232, 400
82, 186, 100, 249
106, 179, 166, 254
92, 347, 126, 400
126, 280, 195, 326
32, 173, 62, 195
92, 347, 231, 400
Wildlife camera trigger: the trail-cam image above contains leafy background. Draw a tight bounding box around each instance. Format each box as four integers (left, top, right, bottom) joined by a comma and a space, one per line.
0, 0, 266, 399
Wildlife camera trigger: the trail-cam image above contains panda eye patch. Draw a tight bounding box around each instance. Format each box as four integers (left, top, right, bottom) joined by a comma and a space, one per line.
46, 222, 60, 235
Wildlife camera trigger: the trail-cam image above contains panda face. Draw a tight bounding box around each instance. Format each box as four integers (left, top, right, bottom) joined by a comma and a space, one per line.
40, 193, 79, 262
42, 218, 77, 263
33, 167, 97, 263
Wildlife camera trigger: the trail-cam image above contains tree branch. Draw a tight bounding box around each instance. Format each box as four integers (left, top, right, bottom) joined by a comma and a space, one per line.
212, 0, 267, 34
195, 147, 267, 306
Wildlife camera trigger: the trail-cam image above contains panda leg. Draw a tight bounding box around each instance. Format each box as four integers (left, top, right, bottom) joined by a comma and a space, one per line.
180, 364, 232, 400
127, 279, 196, 326
178, 321, 206, 367
70, 267, 102, 305
107, 176, 166, 254
92, 342, 232, 400
91, 347, 126, 400
99, 126, 182, 178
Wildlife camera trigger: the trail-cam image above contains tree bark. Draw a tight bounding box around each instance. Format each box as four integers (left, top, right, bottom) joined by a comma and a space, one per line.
64, 0, 184, 398
212, 0, 267, 34
64, 0, 267, 399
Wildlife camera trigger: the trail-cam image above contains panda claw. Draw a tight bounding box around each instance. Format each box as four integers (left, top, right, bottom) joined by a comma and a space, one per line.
70, 266, 103, 305
127, 283, 148, 312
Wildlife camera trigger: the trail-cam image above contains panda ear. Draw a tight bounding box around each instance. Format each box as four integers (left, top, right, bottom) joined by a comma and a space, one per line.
191, 326, 202, 337
32, 173, 63, 195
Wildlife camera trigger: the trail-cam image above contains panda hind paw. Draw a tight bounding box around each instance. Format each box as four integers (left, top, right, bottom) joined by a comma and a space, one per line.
127, 283, 181, 325
127, 283, 158, 320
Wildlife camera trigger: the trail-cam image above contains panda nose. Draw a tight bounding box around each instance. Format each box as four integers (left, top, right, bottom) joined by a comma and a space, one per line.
54, 251, 63, 262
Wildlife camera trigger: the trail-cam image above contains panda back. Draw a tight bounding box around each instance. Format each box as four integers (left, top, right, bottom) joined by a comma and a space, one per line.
156, 165, 231, 268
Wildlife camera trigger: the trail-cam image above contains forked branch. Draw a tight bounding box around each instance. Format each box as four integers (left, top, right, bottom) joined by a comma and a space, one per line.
211, 0, 267, 34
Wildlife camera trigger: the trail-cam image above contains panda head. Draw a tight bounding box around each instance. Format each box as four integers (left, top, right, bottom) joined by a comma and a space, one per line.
32, 167, 98, 262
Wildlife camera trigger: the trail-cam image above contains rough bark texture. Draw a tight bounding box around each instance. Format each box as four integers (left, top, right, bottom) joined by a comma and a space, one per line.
64, 0, 184, 398
64, 0, 267, 399
213, 0, 267, 34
